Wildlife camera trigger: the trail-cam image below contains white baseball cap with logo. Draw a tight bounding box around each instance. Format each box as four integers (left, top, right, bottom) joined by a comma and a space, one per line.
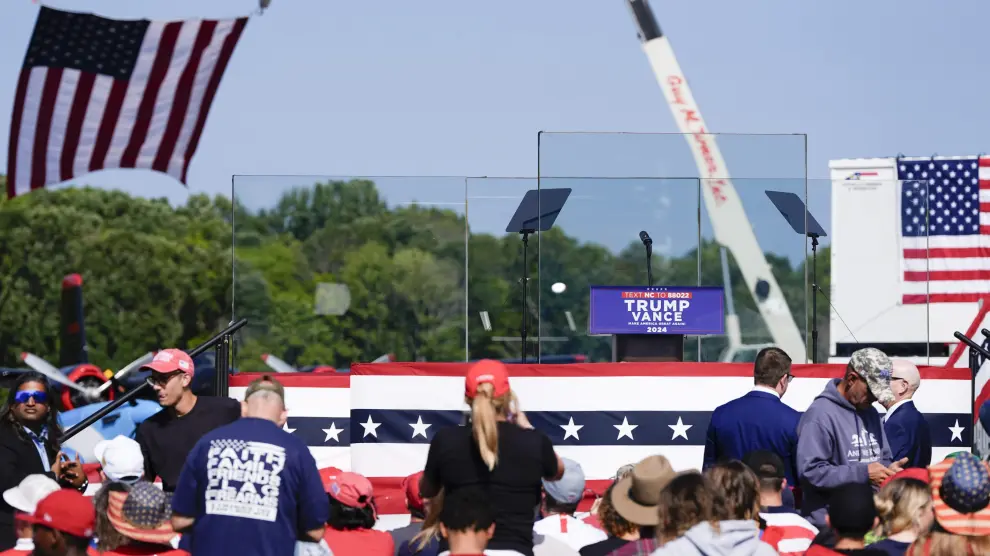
94, 435, 144, 484
3, 474, 61, 514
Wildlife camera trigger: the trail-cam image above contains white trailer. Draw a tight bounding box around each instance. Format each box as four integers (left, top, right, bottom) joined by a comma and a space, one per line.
828, 156, 990, 367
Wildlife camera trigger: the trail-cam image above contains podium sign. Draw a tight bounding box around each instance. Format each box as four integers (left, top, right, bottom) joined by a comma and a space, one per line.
589, 286, 725, 336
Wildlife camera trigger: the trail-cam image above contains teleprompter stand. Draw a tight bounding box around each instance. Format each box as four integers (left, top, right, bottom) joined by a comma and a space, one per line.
766, 190, 828, 363
505, 188, 571, 363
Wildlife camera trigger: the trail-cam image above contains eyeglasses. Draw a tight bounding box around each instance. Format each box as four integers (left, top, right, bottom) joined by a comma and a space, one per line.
14, 390, 47, 404
145, 372, 183, 388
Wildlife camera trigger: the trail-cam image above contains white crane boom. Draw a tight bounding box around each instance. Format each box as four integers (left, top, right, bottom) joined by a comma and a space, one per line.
624, 0, 808, 362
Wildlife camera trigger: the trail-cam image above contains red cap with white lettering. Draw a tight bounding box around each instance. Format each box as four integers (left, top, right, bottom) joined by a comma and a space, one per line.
141, 348, 194, 376
465, 359, 510, 399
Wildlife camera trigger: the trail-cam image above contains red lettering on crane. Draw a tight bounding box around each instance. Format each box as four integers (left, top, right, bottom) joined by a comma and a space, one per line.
667, 75, 686, 105
665, 76, 728, 207
680, 109, 700, 124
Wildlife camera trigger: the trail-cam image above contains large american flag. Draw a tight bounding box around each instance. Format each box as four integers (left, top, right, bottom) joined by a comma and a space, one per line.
898, 156, 990, 304
6, 7, 247, 199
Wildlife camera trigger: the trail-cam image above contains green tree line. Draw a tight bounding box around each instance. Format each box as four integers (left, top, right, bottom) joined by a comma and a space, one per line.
0, 176, 830, 372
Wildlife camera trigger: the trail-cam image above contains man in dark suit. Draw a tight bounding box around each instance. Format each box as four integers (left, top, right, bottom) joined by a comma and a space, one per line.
881, 360, 932, 468
704, 347, 801, 501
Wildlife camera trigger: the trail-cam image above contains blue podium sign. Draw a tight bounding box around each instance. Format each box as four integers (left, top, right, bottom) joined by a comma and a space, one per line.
589, 286, 725, 336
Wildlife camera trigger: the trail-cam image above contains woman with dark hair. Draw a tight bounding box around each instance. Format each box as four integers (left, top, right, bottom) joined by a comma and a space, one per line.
651, 468, 777, 555
322, 471, 394, 556
0, 372, 87, 550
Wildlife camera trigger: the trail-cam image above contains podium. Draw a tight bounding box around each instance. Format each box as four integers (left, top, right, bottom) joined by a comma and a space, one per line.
589, 285, 725, 364
612, 333, 684, 363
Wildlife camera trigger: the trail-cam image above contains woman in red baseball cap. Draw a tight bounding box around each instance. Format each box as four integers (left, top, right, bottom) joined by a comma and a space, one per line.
419, 360, 564, 556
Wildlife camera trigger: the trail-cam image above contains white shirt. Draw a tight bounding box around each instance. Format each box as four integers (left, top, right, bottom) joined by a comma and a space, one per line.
752, 385, 781, 398
883, 399, 912, 423
13, 537, 33, 551
533, 514, 606, 551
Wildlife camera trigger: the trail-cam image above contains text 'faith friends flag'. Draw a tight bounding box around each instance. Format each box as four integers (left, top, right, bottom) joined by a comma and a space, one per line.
898, 156, 990, 304
6, 7, 247, 199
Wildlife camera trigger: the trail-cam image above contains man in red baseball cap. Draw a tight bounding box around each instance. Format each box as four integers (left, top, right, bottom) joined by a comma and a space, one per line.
134, 348, 241, 494
18, 490, 95, 556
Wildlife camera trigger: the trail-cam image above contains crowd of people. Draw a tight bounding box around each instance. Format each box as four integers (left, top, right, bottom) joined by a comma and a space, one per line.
0, 348, 988, 555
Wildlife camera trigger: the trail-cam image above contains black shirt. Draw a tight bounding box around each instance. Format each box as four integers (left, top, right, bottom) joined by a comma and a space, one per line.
135, 395, 241, 491
423, 422, 557, 556
580, 537, 631, 556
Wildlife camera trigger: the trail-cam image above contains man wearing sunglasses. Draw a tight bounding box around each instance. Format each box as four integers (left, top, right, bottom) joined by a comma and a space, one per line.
795, 347, 908, 529
880, 360, 931, 469
134, 349, 241, 494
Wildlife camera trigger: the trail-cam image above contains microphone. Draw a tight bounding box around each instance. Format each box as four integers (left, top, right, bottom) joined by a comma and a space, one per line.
639, 231, 654, 287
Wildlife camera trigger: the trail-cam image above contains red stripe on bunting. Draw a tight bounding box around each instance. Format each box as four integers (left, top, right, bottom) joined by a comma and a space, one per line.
349, 362, 968, 380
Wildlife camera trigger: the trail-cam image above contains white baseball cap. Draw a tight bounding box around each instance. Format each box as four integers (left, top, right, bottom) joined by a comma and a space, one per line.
94, 435, 144, 483
2, 474, 61, 514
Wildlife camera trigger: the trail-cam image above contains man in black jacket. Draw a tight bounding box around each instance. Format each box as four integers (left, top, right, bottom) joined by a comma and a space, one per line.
0, 373, 87, 550
135, 349, 241, 493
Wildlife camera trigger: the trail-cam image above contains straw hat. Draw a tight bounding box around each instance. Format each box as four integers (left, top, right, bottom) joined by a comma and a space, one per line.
929, 452, 990, 536
106, 482, 177, 545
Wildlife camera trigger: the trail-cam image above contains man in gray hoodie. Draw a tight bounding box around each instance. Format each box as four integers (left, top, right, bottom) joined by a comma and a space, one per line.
795, 347, 908, 529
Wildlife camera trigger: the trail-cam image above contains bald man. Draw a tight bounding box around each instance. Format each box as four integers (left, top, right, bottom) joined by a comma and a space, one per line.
881, 360, 932, 468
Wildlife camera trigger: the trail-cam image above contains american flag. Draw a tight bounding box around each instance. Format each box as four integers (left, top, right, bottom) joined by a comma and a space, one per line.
6, 7, 247, 199
898, 156, 990, 304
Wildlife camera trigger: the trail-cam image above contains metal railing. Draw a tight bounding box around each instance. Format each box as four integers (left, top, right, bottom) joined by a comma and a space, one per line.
62, 318, 247, 442
953, 329, 987, 458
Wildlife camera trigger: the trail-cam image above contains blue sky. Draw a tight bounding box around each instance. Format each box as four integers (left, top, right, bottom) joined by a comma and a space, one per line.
2, 0, 989, 262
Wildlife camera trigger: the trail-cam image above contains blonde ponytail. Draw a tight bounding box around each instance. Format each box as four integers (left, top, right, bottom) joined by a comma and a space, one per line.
471, 383, 500, 471
411, 489, 444, 552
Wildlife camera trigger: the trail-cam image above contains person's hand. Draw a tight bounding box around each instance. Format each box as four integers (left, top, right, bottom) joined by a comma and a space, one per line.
51, 451, 67, 478
889, 457, 909, 474
512, 410, 534, 430
58, 453, 86, 488
868, 462, 895, 486
589, 497, 602, 515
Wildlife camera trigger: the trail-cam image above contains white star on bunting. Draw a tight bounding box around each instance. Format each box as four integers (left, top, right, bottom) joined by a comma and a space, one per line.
282, 422, 295, 434
323, 422, 344, 442
614, 416, 638, 440
361, 415, 381, 438
409, 416, 432, 439
949, 419, 965, 443
669, 417, 692, 440
560, 417, 583, 440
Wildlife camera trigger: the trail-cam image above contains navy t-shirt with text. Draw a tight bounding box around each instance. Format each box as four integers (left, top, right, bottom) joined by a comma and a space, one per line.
171, 417, 330, 556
